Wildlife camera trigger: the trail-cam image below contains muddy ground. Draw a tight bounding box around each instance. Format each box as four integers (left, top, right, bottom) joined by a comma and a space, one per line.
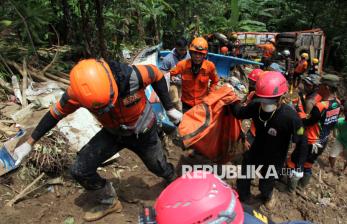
0, 127, 346, 224
0, 74, 346, 224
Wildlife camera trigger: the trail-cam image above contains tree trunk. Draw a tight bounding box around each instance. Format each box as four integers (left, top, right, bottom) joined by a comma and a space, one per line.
94, 0, 107, 59
60, 0, 73, 42
79, 0, 92, 57
154, 17, 160, 44
135, 11, 145, 42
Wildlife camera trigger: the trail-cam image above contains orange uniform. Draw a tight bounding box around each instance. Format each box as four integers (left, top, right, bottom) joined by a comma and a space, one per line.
50, 64, 164, 129
170, 59, 219, 107
257, 43, 275, 58
294, 93, 322, 119
305, 99, 341, 145
294, 59, 308, 74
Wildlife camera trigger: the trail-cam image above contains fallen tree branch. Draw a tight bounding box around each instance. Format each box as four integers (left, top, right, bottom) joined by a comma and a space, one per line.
11, 177, 64, 202
0, 53, 14, 75
21, 58, 28, 107
0, 78, 14, 94
9, 0, 38, 57
44, 72, 70, 85
41, 25, 60, 75
7, 60, 69, 89
0, 183, 20, 194
6, 172, 45, 207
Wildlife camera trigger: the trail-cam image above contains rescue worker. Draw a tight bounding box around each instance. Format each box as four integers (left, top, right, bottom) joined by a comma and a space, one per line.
308, 58, 319, 75
329, 101, 347, 173
294, 74, 322, 118
293, 53, 309, 88
141, 171, 314, 224
229, 71, 308, 209
256, 38, 276, 69
288, 74, 341, 190
242, 68, 263, 149
245, 68, 263, 102
170, 37, 219, 113
220, 46, 229, 55
12, 59, 182, 221
160, 37, 190, 111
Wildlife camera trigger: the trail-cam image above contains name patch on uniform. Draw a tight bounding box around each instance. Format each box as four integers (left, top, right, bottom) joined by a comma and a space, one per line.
268, 128, 277, 136
324, 108, 340, 125
122, 92, 141, 107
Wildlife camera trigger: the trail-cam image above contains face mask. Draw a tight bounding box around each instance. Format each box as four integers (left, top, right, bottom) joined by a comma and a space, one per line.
261, 103, 277, 112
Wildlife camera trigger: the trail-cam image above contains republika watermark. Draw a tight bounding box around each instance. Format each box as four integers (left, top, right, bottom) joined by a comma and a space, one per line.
182, 165, 301, 179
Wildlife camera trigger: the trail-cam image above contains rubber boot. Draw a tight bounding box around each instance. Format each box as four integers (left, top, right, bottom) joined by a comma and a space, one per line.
287, 176, 300, 193
299, 173, 311, 188
83, 181, 123, 222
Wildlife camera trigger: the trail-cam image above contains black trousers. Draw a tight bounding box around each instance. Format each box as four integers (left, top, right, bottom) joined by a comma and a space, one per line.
236, 151, 280, 201
70, 124, 174, 190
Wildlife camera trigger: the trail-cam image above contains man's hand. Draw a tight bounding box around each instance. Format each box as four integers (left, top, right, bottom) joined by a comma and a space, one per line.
13, 142, 32, 166
311, 143, 323, 154
167, 108, 183, 125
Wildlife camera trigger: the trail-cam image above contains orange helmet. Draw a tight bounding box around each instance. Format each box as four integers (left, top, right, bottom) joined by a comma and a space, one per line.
220, 46, 228, 54
189, 37, 208, 54
70, 59, 118, 113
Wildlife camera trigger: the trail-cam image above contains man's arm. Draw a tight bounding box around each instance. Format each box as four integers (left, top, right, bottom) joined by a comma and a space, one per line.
291, 115, 309, 170
140, 64, 174, 111
169, 61, 183, 76
31, 88, 80, 143
229, 101, 258, 120
159, 55, 172, 72
13, 88, 80, 165
302, 105, 321, 126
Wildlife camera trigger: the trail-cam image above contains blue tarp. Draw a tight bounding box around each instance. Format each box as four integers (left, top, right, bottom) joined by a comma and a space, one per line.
158, 51, 263, 77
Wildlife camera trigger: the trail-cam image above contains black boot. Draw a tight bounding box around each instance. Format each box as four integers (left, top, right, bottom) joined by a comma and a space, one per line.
299, 173, 311, 188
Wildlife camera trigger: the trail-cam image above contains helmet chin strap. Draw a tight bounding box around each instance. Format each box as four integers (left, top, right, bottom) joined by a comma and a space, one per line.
96, 59, 115, 115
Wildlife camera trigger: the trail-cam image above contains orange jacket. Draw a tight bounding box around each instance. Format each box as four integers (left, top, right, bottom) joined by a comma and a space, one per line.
257, 43, 275, 58
50, 64, 163, 129
178, 85, 241, 163
170, 59, 219, 107
294, 93, 322, 119
294, 59, 308, 74
305, 99, 340, 144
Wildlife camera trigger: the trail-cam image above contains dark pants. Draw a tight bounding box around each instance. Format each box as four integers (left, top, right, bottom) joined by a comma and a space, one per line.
236, 151, 280, 201
70, 124, 174, 190
293, 72, 302, 88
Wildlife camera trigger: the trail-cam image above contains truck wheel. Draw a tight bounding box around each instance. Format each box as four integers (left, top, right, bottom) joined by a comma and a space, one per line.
277, 32, 297, 39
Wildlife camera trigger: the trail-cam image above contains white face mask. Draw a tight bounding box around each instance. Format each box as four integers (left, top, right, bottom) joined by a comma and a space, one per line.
261, 103, 277, 112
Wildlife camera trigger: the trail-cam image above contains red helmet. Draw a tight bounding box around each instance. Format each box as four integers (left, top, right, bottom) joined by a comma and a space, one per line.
154, 171, 244, 224
247, 68, 263, 82
70, 59, 118, 112
220, 46, 228, 54
256, 71, 288, 98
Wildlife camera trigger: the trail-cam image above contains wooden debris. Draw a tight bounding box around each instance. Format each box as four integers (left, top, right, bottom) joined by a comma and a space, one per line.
21, 58, 28, 107
5, 175, 64, 207
0, 79, 14, 94
6, 172, 45, 207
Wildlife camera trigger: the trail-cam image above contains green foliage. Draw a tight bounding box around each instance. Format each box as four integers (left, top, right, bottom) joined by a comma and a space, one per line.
0, 0, 346, 72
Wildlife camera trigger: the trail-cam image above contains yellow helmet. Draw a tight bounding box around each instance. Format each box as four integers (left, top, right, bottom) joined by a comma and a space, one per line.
312, 58, 319, 64
301, 53, 309, 59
